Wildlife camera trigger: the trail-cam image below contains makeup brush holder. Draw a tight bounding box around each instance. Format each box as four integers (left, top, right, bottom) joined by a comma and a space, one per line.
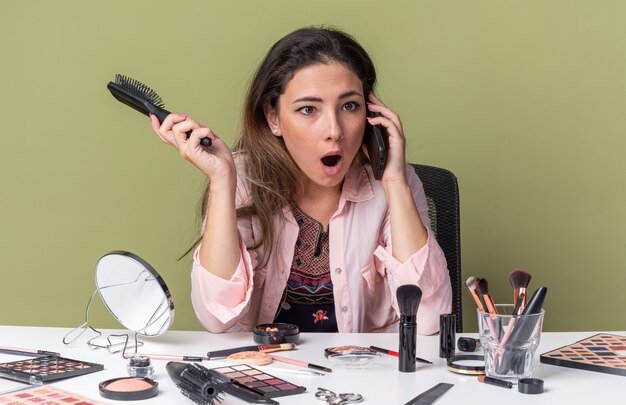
478, 304, 544, 381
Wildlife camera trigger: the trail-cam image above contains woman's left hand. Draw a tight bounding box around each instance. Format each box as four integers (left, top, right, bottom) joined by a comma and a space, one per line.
365, 93, 407, 185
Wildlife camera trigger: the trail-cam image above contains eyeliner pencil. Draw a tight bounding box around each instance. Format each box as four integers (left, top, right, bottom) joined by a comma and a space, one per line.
207, 343, 295, 358
369, 346, 433, 364
0, 346, 59, 357
478, 375, 513, 389
127, 352, 208, 362
269, 354, 332, 373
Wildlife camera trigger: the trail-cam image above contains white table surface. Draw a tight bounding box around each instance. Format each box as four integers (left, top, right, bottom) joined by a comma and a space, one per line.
0, 326, 624, 404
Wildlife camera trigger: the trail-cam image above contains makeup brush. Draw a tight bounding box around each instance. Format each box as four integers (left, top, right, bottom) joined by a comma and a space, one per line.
107, 74, 212, 147
472, 278, 490, 314
166, 362, 225, 405
466, 276, 500, 344
509, 269, 532, 314
476, 278, 503, 338
476, 278, 498, 315
396, 284, 422, 373
496, 287, 547, 375
464, 276, 486, 312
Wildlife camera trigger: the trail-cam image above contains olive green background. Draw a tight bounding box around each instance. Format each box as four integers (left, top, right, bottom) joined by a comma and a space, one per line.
1, 1, 625, 333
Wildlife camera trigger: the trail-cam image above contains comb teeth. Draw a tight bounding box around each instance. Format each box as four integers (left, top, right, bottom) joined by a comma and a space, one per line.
114, 74, 165, 108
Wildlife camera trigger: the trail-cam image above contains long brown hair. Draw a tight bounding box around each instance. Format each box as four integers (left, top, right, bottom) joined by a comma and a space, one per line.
192, 27, 377, 269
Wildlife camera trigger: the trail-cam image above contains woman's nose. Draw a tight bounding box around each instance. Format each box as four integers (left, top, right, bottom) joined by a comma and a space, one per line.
326, 112, 344, 141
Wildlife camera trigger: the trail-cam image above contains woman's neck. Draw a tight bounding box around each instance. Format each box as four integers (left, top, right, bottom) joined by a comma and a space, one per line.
294, 181, 343, 230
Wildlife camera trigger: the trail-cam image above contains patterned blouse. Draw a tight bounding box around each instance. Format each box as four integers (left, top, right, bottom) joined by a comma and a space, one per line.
274, 203, 338, 332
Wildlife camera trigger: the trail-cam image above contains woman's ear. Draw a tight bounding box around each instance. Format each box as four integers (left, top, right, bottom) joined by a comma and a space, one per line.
263, 104, 281, 137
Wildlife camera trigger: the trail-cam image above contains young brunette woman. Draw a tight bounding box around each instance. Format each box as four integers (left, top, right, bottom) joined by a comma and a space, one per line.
149, 27, 452, 334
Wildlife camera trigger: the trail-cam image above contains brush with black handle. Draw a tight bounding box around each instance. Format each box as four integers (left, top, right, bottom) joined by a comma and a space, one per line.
396, 284, 423, 373
107, 74, 212, 147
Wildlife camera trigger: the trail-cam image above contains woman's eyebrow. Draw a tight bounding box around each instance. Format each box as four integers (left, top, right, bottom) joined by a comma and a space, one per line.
292, 90, 363, 104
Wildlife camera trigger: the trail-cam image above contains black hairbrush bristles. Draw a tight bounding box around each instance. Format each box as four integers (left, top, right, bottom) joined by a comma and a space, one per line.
167, 362, 225, 405
114, 74, 165, 109
107, 74, 212, 147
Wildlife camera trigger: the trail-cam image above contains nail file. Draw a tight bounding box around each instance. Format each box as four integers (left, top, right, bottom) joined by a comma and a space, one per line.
404, 383, 454, 405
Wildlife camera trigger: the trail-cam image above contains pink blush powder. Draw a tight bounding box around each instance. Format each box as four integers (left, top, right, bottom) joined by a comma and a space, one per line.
105, 378, 154, 392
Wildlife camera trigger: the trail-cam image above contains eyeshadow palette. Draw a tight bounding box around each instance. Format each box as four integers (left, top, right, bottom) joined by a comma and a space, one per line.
211, 364, 306, 398
540, 333, 626, 376
0, 385, 105, 404
0, 355, 104, 384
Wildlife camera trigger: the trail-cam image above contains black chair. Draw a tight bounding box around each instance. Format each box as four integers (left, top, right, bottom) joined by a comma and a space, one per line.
411, 164, 462, 332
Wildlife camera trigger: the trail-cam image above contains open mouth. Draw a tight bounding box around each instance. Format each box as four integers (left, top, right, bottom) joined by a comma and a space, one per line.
321, 155, 342, 167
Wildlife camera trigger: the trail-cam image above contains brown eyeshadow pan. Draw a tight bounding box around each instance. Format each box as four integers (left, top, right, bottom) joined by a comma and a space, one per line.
0, 355, 104, 384
540, 333, 626, 377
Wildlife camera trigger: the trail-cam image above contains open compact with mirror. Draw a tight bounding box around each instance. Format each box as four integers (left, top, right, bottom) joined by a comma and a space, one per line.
63, 250, 175, 400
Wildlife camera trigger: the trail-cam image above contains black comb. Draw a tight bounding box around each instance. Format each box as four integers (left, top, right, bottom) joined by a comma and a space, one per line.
107, 74, 212, 147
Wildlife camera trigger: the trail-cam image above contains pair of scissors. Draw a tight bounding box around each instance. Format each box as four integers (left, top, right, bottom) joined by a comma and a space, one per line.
315, 387, 364, 404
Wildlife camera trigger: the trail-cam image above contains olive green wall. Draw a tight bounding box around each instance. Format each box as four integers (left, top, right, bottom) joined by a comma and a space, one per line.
1, 1, 625, 333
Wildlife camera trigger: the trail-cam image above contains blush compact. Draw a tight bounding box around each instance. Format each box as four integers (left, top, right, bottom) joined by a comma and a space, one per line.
253, 323, 300, 345
99, 377, 158, 401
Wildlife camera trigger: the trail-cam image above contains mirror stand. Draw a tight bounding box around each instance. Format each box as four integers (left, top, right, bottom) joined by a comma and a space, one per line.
62, 288, 145, 354
63, 251, 174, 357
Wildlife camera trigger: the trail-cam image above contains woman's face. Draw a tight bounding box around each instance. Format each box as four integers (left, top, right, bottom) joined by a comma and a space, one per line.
266, 62, 366, 192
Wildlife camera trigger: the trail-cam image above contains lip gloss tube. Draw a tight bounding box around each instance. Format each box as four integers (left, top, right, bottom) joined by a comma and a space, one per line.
439, 314, 456, 358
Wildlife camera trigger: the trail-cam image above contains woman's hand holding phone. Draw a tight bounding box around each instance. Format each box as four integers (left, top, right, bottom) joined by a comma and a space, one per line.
366, 94, 429, 260
365, 93, 407, 185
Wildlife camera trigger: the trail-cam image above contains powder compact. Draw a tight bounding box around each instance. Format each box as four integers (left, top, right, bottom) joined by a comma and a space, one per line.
253, 323, 300, 345
324, 345, 381, 368
99, 377, 158, 401
446, 355, 486, 375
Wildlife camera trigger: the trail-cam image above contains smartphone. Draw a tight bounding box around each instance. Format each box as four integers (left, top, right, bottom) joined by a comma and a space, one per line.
364, 110, 388, 180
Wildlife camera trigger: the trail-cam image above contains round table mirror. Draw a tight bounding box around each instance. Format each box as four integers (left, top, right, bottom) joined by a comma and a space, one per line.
95, 251, 174, 336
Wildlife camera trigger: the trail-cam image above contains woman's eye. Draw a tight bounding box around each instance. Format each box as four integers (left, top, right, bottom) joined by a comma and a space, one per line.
298, 106, 315, 115
343, 101, 360, 112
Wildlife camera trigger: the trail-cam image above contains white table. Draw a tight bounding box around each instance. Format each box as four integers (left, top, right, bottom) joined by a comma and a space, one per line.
0, 326, 623, 404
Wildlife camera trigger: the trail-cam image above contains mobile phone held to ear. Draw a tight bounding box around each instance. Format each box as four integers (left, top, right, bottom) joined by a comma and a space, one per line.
364, 111, 388, 180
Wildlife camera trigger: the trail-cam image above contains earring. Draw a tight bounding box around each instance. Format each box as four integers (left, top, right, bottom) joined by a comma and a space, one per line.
273, 128, 280, 135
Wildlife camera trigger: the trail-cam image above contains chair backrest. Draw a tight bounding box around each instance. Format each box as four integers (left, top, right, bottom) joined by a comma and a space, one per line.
411, 164, 463, 332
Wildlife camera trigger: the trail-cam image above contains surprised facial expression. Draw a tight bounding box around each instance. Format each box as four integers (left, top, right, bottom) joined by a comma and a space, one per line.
266, 62, 367, 192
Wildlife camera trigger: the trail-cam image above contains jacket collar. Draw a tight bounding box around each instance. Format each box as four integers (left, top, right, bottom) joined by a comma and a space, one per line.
342, 164, 374, 203
281, 164, 374, 221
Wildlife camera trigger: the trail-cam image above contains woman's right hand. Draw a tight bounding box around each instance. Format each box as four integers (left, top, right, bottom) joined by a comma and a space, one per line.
149, 113, 236, 184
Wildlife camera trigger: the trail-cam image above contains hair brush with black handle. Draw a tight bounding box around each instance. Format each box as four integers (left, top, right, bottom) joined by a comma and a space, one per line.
107, 74, 212, 147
